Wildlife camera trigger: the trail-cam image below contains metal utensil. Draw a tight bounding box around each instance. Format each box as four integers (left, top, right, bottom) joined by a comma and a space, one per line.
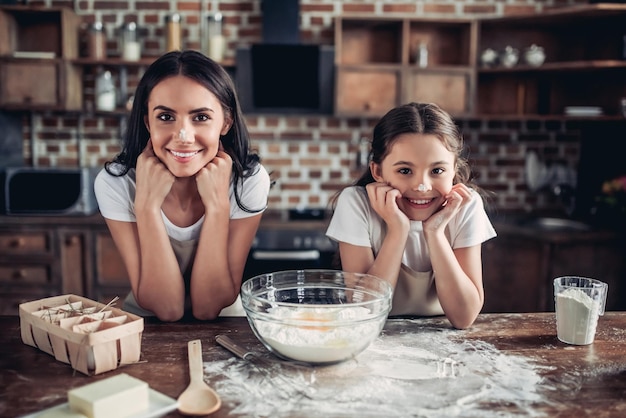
177, 339, 222, 416
215, 335, 313, 399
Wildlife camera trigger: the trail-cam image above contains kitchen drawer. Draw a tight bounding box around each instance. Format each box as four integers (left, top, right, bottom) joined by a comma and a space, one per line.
0, 264, 51, 284
0, 231, 49, 254
0, 289, 53, 316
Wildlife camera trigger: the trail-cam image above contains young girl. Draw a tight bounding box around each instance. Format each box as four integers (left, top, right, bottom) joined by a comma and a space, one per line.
326, 102, 496, 329
94, 50, 270, 321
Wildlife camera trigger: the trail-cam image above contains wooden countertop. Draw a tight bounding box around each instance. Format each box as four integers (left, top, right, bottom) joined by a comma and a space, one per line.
2, 312, 626, 417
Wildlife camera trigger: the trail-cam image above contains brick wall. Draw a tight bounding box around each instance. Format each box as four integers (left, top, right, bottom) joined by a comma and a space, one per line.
18, 0, 590, 214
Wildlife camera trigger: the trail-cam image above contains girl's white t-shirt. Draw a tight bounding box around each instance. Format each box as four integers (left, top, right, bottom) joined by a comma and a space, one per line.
94, 163, 270, 241
326, 186, 497, 273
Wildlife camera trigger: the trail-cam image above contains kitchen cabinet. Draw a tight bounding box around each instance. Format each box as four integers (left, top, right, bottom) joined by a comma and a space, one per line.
476, 4, 626, 118
0, 225, 87, 315
0, 215, 128, 315
334, 17, 475, 117
0, 6, 82, 110
482, 221, 625, 313
335, 4, 626, 119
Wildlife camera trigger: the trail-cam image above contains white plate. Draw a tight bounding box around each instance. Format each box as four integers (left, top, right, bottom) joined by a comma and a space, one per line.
20, 388, 178, 418
564, 106, 603, 116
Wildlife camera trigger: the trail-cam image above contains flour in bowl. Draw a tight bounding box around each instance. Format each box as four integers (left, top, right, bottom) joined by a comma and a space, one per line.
556, 287, 601, 345
254, 306, 383, 363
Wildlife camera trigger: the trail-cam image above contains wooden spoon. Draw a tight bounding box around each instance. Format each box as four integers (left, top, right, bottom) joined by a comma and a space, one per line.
177, 339, 222, 416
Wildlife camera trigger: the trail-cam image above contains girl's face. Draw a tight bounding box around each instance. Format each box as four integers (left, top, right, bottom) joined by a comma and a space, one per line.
371, 133, 456, 221
144, 75, 231, 178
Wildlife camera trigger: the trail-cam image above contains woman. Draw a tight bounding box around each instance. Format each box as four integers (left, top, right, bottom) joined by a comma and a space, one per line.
95, 50, 270, 321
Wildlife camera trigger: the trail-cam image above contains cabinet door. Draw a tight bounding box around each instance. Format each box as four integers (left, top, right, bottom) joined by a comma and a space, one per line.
0, 60, 58, 107
335, 68, 399, 116
94, 230, 130, 302
549, 241, 624, 312
406, 69, 471, 114
481, 235, 545, 313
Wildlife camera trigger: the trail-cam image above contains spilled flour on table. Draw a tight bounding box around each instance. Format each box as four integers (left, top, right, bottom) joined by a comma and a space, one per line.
203, 320, 550, 417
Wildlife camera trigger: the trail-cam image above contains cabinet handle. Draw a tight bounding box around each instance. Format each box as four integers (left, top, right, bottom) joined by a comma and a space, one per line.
65, 235, 80, 246
9, 238, 25, 248
12, 269, 27, 280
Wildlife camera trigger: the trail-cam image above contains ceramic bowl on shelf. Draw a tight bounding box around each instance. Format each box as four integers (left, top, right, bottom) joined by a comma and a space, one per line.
480, 48, 498, 67
240, 269, 392, 365
500, 46, 519, 68
524, 44, 546, 67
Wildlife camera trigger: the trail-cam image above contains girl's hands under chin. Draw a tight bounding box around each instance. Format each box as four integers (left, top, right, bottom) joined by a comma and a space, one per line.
423, 183, 472, 234
135, 139, 175, 209
366, 182, 410, 232
195, 148, 233, 208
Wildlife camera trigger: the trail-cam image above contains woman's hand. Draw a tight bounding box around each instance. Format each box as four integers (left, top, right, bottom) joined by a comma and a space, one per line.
366, 182, 410, 232
195, 149, 233, 209
135, 140, 175, 210
423, 183, 472, 235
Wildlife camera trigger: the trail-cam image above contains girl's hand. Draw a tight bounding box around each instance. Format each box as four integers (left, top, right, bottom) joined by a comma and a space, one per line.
366, 182, 410, 232
423, 183, 472, 234
196, 148, 233, 208
135, 140, 175, 209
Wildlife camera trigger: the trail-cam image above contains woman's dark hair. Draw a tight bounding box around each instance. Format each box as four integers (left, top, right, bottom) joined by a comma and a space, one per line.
104, 49, 262, 212
355, 102, 471, 188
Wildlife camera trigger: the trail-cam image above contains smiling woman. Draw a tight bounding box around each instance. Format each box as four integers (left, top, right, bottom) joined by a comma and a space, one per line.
93, 50, 271, 322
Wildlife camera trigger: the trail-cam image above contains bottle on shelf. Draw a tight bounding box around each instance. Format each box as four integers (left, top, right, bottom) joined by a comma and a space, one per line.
86, 21, 107, 60
95, 70, 117, 111
204, 13, 225, 62
120, 22, 141, 61
165, 13, 182, 52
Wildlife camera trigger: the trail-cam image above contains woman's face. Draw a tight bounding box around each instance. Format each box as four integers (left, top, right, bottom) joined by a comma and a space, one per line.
144, 75, 231, 178
371, 133, 456, 221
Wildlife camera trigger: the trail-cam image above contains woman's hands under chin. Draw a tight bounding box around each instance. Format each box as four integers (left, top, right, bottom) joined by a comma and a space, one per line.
366, 181, 410, 232
423, 183, 472, 235
135, 139, 176, 210
195, 149, 233, 209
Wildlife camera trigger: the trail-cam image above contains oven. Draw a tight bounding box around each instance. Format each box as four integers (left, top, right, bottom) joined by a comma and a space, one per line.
242, 228, 339, 280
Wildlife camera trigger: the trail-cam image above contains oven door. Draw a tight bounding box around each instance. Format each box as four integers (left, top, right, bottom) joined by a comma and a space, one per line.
243, 248, 336, 280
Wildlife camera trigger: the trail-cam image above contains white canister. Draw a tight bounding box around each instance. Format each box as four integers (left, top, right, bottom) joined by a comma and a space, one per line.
95, 70, 116, 111
121, 22, 141, 61
205, 13, 225, 62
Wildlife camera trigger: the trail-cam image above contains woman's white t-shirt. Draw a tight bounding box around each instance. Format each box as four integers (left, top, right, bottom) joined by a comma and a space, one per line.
94, 163, 270, 239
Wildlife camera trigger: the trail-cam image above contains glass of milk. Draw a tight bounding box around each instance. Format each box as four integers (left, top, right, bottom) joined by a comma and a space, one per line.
554, 276, 608, 345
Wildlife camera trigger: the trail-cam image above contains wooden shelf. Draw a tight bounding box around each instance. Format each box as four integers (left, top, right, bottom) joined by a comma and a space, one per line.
335, 5, 626, 119
334, 16, 476, 117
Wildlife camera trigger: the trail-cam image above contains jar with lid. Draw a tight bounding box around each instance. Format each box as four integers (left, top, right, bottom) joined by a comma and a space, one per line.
87, 21, 106, 60
95, 70, 116, 111
165, 13, 182, 52
204, 13, 225, 62
120, 22, 141, 61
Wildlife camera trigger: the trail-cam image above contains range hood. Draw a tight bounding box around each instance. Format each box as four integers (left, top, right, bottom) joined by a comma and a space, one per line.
236, 0, 335, 115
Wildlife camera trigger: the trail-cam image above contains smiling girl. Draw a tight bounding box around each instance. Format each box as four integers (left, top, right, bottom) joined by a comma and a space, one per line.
94, 50, 270, 321
326, 102, 496, 329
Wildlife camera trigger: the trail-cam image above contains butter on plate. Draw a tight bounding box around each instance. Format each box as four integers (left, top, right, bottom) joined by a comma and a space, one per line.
68, 373, 149, 418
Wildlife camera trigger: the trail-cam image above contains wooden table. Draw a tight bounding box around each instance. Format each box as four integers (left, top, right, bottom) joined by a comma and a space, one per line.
2, 313, 626, 417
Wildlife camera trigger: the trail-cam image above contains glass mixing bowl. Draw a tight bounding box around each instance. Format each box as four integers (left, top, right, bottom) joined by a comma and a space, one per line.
240, 269, 393, 365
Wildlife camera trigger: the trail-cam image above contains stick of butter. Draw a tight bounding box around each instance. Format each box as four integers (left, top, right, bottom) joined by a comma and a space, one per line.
68, 373, 149, 418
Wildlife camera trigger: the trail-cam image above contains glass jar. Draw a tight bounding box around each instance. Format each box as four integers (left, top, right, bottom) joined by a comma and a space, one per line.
204, 13, 225, 62
165, 13, 182, 52
95, 70, 116, 111
87, 21, 106, 60
120, 22, 141, 61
